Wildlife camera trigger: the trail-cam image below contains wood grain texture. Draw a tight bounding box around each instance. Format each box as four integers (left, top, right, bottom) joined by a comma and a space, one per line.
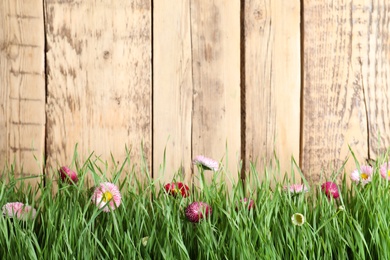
1, 0, 387, 190
0, 0, 45, 181
154, 0, 241, 187
362, 1, 390, 159
190, 0, 241, 187
302, 0, 375, 183
153, 0, 193, 184
244, 0, 301, 182
45, 0, 151, 183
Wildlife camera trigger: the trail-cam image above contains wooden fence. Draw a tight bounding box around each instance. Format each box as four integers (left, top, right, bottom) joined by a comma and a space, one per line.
1, 0, 389, 187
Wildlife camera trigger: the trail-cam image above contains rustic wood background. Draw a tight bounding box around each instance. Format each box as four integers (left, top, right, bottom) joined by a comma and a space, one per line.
1, 0, 389, 187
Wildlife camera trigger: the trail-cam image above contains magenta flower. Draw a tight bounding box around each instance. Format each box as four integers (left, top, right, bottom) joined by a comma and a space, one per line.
185, 202, 212, 223
91, 182, 122, 212
59, 166, 78, 184
2, 202, 37, 221
350, 165, 373, 186
283, 184, 309, 194
193, 155, 219, 171
321, 181, 339, 199
380, 162, 390, 180
236, 198, 255, 211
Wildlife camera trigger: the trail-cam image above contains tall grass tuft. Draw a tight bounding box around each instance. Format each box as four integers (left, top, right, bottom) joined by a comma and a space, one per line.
1, 146, 390, 259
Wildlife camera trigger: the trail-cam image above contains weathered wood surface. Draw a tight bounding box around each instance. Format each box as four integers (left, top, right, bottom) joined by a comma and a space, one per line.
1, 0, 390, 189
154, 0, 241, 187
44, 0, 152, 183
301, 0, 390, 182
190, 0, 241, 187
244, 0, 301, 182
153, 0, 193, 184
0, 0, 45, 183
362, 1, 390, 160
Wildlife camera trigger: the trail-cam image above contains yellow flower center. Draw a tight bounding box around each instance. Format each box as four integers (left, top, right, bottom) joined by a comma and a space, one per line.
102, 191, 113, 202
294, 214, 303, 223
387, 170, 390, 177
361, 173, 369, 180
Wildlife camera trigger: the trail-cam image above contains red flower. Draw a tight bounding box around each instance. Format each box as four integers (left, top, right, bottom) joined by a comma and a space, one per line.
164, 182, 190, 198
59, 166, 78, 184
321, 181, 339, 199
185, 202, 212, 223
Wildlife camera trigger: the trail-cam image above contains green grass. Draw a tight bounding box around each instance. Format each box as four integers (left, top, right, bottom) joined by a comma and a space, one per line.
1, 148, 390, 259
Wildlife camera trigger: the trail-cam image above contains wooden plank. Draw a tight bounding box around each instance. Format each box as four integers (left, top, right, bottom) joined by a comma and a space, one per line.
190, 0, 241, 187
0, 0, 45, 183
301, 0, 372, 183
153, 0, 241, 189
364, 1, 390, 159
153, 0, 193, 184
244, 0, 301, 183
45, 0, 152, 185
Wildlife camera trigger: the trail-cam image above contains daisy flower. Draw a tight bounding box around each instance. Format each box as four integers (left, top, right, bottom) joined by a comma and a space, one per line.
283, 184, 309, 194
380, 162, 390, 180
193, 155, 219, 171
321, 181, 339, 199
164, 182, 190, 197
291, 213, 305, 226
141, 236, 149, 246
185, 201, 212, 223
91, 182, 122, 212
2, 202, 37, 221
350, 165, 373, 186
59, 166, 78, 184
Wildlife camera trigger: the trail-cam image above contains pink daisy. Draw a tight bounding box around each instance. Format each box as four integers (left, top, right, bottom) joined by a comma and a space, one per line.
193, 155, 219, 171
350, 165, 373, 186
59, 166, 78, 184
380, 162, 390, 180
2, 202, 37, 221
91, 182, 122, 212
185, 202, 212, 223
321, 181, 339, 199
283, 184, 309, 194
